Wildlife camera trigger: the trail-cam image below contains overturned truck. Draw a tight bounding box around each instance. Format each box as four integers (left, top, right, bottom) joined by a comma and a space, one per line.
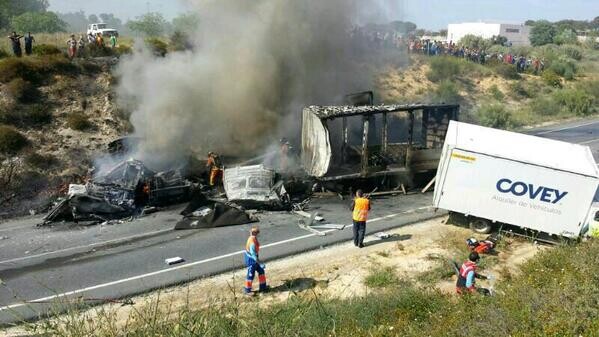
301, 104, 459, 187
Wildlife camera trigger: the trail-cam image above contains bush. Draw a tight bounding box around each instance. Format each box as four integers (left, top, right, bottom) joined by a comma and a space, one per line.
0, 55, 78, 84
426, 56, 464, 82
549, 59, 577, 78
0, 49, 9, 59
494, 64, 520, 80
433, 80, 461, 104
145, 37, 168, 57
542, 70, 562, 88
477, 103, 514, 129
114, 44, 133, 56
553, 89, 594, 116
488, 84, 505, 100
4, 78, 40, 103
562, 45, 583, 61
0, 125, 28, 154
512, 82, 533, 98
364, 267, 400, 288
32, 44, 62, 56
67, 113, 92, 131
0, 103, 51, 128
25, 152, 58, 170
527, 95, 561, 116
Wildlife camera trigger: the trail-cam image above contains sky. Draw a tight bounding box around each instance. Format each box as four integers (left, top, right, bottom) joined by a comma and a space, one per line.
48, 0, 599, 30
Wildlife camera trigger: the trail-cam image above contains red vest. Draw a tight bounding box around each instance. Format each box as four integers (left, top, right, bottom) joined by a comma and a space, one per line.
459, 260, 477, 278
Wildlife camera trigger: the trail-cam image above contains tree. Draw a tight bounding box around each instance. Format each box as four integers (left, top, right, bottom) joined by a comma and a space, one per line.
490, 35, 508, 46
99, 13, 123, 30
592, 16, 599, 30
554, 28, 578, 45
58, 11, 89, 32
439, 29, 448, 37
88, 14, 99, 23
389, 20, 417, 34
524, 20, 536, 26
0, 0, 49, 29
459, 34, 492, 50
172, 13, 200, 33
11, 11, 66, 33
529, 20, 556, 46
127, 12, 167, 37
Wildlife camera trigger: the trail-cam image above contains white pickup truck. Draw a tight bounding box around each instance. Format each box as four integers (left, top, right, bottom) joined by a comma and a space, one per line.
433, 121, 599, 239
87, 23, 119, 37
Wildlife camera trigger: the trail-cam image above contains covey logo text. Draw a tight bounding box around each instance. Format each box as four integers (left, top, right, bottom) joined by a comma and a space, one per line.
496, 178, 568, 204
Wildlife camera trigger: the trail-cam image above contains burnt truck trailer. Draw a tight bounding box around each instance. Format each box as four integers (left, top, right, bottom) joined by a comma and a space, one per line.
301, 104, 459, 187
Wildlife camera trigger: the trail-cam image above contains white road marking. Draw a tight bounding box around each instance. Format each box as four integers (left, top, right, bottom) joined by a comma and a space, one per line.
0, 228, 173, 265
0, 206, 433, 312
579, 138, 599, 145
535, 120, 599, 135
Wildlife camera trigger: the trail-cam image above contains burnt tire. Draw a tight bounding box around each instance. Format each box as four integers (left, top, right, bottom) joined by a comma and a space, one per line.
469, 218, 492, 234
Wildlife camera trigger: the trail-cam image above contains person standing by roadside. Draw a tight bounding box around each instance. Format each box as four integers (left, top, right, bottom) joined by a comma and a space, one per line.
77, 35, 86, 57
66, 34, 77, 59
243, 226, 268, 295
8, 32, 23, 57
24, 32, 35, 56
110, 34, 117, 48
350, 189, 371, 248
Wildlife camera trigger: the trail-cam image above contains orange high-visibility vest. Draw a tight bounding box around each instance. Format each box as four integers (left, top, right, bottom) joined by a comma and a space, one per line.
352, 197, 370, 221
245, 235, 260, 254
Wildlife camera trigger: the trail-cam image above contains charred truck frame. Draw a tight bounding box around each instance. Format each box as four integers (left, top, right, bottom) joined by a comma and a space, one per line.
301, 104, 459, 186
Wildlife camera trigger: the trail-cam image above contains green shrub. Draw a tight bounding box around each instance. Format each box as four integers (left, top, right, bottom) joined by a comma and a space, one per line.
0, 125, 28, 154
25, 152, 58, 170
364, 267, 399, 288
0, 55, 78, 84
426, 56, 464, 82
32, 44, 62, 56
553, 88, 594, 116
494, 64, 520, 80
0, 48, 9, 59
145, 37, 168, 57
549, 59, 577, 78
4, 78, 40, 103
562, 45, 583, 61
527, 95, 561, 116
67, 113, 92, 131
114, 44, 133, 55
433, 80, 461, 103
512, 82, 533, 98
488, 84, 505, 100
477, 103, 514, 129
0, 103, 51, 128
542, 70, 562, 88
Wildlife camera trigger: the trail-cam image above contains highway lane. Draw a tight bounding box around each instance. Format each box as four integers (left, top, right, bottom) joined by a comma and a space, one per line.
1, 117, 598, 324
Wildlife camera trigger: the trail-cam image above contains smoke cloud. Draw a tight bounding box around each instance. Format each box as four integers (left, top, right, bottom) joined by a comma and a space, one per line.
116, 0, 401, 169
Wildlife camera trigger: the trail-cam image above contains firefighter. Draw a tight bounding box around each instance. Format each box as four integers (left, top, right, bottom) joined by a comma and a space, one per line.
350, 189, 371, 248
456, 252, 488, 294
244, 226, 268, 295
279, 138, 290, 172
206, 152, 223, 187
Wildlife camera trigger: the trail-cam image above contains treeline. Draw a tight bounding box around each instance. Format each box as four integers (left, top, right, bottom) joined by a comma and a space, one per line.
528, 18, 599, 46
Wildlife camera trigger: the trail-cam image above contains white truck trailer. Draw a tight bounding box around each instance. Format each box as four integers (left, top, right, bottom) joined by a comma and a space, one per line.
433, 121, 599, 238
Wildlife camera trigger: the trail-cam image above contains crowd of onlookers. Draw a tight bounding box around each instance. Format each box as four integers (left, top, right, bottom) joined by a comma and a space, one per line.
7, 31, 118, 59
408, 39, 547, 74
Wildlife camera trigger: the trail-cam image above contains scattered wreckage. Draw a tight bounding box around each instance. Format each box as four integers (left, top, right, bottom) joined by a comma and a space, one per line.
41, 160, 191, 226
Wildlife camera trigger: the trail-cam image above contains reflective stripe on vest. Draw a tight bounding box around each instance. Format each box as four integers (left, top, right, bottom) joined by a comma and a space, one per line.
352, 197, 370, 221
245, 235, 259, 255
459, 261, 477, 278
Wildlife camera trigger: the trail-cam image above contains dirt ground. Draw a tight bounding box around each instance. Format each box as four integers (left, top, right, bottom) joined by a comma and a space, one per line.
1, 216, 548, 336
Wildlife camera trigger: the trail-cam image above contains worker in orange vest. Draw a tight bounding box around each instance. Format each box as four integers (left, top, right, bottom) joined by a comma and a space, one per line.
206, 152, 223, 187
350, 189, 371, 248
456, 252, 489, 294
244, 226, 268, 294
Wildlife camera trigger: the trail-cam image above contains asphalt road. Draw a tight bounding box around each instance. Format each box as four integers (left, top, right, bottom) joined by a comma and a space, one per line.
1, 117, 598, 325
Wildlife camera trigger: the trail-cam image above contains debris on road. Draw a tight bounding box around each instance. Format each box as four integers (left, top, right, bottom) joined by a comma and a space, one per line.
373, 232, 392, 240
40, 159, 192, 226
165, 257, 185, 265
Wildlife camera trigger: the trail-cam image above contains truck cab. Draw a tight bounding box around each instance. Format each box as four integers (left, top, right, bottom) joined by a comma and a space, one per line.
87, 23, 119, 37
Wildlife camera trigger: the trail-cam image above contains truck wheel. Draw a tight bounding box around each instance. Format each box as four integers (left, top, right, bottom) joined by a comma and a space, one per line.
469, 218, 492, 234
